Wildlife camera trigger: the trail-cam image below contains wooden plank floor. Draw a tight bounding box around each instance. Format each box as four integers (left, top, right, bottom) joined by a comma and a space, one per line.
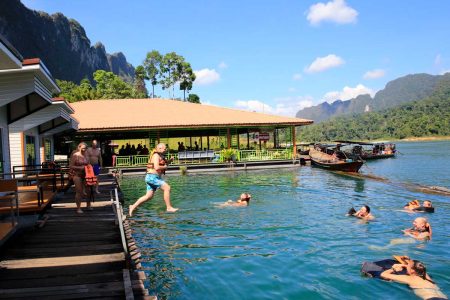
0, 176, 149, 299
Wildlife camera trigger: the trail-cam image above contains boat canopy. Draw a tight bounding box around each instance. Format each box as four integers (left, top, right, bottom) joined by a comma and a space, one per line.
334, 140, 394, 146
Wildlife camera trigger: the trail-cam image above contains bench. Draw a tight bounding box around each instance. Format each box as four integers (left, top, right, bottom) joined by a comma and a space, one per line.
178, 150, 216, 163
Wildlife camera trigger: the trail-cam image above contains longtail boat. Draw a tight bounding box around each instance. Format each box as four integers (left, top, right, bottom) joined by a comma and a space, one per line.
335, 140, 396, 160
309, 145, 364, 173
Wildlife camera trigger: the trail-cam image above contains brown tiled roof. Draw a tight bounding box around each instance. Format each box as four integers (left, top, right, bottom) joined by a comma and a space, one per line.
70, 99, 313, 131
22, 58, 40, 65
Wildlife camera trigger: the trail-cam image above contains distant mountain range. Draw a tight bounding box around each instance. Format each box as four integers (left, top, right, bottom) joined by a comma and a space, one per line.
296, 73, 449, 122
0, 0, 135, 83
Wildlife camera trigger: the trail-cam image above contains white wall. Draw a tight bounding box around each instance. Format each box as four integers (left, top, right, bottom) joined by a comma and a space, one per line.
0, 106, 11, 174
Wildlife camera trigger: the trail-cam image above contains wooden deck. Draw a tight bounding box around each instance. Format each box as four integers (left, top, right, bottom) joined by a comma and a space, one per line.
0, 175, 153, 299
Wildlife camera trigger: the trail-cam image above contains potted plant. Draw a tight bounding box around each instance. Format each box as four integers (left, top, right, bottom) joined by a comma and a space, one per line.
221, 148, 237, 163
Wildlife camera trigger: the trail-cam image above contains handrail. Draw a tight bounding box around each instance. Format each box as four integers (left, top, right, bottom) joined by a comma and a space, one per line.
112, 187, 128, 257
114, 148, 293, 167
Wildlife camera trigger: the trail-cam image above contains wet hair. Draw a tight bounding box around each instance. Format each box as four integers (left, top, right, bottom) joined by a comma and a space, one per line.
412, 261, 428, 281
347, 207, 357, 215
363, 205, 370, 213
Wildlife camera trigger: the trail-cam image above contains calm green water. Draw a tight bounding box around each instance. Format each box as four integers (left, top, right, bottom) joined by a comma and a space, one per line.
121, 141, 450, 300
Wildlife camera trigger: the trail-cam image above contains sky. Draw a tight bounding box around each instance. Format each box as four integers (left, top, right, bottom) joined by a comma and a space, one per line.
20, 0, 450, 116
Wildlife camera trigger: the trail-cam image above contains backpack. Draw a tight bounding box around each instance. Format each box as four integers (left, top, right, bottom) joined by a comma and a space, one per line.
84, 164, 98, 186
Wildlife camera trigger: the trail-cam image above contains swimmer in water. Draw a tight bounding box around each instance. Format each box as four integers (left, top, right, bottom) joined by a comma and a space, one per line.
381, 257, 447, 300
413, 200, 435, 213
222, 193, 251, 207
353, 205, 375, 220
402, 217, 432, 240
404, 199, 420, 211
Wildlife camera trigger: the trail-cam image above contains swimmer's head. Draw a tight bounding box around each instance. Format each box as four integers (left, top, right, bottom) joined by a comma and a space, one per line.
240, 193, 251, 203
413, 217, 427, 229
423, 200, 432, 208
361, 205, 370, 214
407, 260, 427, 279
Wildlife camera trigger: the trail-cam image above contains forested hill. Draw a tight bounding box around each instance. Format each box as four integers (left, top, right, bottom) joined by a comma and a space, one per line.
296, 73, 446, 123
0, 0, 134, 83
298, 78, 450, 142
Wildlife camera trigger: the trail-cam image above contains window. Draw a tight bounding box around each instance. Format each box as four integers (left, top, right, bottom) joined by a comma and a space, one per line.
0, 128, 3, 174
25, 135, 36, 166
44, 138, 52, 161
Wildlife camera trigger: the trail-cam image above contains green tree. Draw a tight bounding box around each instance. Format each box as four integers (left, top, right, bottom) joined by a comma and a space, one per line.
93, 70, 133, 99
56, 79, 78, 102
179, 61, 196, 101
143, 50, 162, 98
133, 65, 148, 98
160, 52, 184, 99
56, 78, 96, 102
187, 93, 200, 104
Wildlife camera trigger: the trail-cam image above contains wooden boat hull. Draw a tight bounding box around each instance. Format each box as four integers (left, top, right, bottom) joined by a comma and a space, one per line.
361, 153, 395, 160
310, 158, 364, 172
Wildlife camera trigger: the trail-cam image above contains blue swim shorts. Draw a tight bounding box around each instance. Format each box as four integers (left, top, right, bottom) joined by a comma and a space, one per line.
93, 164, 101, 176
145, 173, 166, 191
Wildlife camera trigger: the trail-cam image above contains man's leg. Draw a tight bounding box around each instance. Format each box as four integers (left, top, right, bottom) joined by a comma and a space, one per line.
160, 183, 178, 212
129, 190, 154, 217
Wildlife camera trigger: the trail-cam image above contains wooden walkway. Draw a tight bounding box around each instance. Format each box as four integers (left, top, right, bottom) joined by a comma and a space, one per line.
0, 175, 153, 299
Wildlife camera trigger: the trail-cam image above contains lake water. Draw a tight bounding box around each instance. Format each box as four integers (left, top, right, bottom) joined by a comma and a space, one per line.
121, 141, 450, 300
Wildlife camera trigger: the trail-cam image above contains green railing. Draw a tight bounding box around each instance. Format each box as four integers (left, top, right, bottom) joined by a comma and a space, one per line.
114, 149, 293, 167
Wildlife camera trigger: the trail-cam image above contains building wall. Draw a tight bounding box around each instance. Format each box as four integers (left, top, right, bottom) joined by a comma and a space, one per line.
0, 105, 11, 174
0, 72, 35, 106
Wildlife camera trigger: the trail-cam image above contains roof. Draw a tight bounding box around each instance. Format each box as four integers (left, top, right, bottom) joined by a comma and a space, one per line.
70, 98, 313, 132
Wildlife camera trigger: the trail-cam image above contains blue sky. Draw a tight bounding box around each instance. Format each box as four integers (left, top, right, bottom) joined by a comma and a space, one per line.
21, 0, 450, 116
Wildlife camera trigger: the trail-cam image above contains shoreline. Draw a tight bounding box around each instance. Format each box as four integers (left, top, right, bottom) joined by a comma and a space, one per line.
397, 136, 450, 142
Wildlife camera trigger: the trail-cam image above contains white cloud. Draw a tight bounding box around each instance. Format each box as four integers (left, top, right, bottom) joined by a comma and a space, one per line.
363, 69, 385, 79
307, 0, 358, 25
288, 87, 297, 92
194, 68, 220, 85
234, 96, 314, 117
305, 54, 345, 73
218, 62, 228, 69
293, 73, 302, 80
323, 84, 374, 103
434, 54, 442, 66
235, 100, 272, 113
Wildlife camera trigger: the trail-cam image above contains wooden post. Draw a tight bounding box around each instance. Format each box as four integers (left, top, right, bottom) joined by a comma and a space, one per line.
273, 128, 277, 149
227, 128, 231, 148
207, 136, 210, 150
190, 136, 192, 148
200, 136, 203, 150
292, 126, 297, 156
157, 130, 160, 144
246, 130, 250, 149
237, 132, 240, 149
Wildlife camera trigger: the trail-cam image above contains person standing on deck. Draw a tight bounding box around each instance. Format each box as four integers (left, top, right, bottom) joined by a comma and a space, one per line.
69, 142, 89, 214
87, 140, 102, 194
129, 143, 178, 216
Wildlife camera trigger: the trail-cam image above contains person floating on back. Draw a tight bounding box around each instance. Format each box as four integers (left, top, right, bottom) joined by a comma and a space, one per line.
380, 256, 447, 300
129, 143, 178, 216
402, 217, 432, 240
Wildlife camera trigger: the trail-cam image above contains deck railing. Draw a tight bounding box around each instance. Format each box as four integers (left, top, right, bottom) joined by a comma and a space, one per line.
114, 149, 293, 167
